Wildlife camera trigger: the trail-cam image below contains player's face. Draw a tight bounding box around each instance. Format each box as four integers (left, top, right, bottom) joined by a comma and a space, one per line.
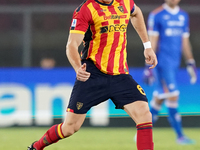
165, 0, 181, 8
99, 0, 113, 4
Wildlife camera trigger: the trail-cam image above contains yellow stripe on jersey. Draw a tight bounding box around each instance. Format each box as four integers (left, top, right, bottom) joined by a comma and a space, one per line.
112, 1, 130, 75
86, 3, 101, 63
109, 1, 118, 75
113, 1, 125, 74
100, 5, 114, 74
124, 0, 131, 15
123, 0, 130, 75
70, 30, 85, 35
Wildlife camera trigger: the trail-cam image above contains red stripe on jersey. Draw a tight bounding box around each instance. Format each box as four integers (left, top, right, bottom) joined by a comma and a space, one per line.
107, 32, 120, 75
114, 20, 120, 24
102, 21, 109, 26
106, 3, 118, 74
95, 33, 108, 70
108, 2, 117, 15
119, 32, 126, 73
125, 61, 129, 72
87, 2, 103, 59
94, 2, 105, 17
92, 2, 108, 70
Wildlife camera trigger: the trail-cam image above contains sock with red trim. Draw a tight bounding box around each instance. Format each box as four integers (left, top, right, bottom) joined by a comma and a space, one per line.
136, 122, 154, 150
33, 123, 65, 150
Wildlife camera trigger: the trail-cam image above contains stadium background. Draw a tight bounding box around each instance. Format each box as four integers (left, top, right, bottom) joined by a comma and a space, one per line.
0, 0, 199, 128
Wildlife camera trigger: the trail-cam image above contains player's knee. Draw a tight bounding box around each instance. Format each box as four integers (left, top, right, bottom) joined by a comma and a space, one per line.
134, 107, 152, 122
165, 99, 178, 108
62, 128, 79, 137
142, 109, 152, 120
62, 123, 80, 137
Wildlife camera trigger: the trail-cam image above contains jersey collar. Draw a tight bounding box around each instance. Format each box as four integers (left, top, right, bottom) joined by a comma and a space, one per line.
163, 3, 180, 15
95, 0, 114, 6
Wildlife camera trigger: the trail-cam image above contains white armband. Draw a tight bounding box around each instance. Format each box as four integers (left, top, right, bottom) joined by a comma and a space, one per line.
143, 41, 152, 49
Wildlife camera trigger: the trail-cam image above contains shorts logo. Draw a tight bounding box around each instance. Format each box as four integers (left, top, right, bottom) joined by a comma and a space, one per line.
77, 102, 83, 110
137, 85, 146, 96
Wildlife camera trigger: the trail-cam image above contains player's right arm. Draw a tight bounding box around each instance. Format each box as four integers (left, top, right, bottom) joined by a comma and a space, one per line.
66, 1, 91, 82
66, 33, 91, 82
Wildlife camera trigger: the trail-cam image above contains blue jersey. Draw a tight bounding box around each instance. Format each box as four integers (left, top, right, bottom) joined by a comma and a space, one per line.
148, 4, 190, 68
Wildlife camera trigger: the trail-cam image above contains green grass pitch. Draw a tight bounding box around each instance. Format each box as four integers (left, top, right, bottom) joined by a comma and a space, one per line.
0, 127, 199, 150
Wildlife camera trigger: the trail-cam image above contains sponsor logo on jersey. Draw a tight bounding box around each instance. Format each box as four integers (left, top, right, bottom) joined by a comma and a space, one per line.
167, 21, 184, 26
165, 28, 183, 36
100, 24, 127, 33
104, 15, 126, 20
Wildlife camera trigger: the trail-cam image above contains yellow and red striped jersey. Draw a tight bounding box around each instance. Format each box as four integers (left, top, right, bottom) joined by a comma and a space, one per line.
70, 0, 135, 75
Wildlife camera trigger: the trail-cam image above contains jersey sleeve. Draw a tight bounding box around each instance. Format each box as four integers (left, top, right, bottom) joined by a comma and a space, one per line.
130, 0, 135, 14
147, 12, 160, 36
70, 3, 92, 35
182, 12, 190, 38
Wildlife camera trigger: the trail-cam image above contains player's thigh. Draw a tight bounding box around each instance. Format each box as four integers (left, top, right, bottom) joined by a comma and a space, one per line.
154, 67, 179, 98
160, 67, 178, 92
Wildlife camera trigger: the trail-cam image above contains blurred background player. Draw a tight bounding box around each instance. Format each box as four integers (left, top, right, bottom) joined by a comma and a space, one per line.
143, 0, 197, 145
40, 56, 56, 69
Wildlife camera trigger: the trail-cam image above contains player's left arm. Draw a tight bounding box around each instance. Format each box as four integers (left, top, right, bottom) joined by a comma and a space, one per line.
130, 4, 157, 69
182, 36, 197, 84
182, 36, 194, 61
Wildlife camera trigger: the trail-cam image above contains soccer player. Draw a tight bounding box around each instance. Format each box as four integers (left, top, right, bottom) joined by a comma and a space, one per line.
144, 0, 197, 144
28, 0, 157, 150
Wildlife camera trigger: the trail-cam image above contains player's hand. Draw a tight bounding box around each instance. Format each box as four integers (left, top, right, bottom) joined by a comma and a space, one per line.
144, 48, 158, 69
143, 65, 154, 85
76, 63, 91, 82
186, 59, 197, 84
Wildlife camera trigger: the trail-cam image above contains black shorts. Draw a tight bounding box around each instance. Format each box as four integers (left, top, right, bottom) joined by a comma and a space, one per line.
67, 59, 148, 114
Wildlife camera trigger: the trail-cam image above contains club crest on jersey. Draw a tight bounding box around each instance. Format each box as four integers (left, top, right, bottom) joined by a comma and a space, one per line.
77, 102, 83, 110
118, 6, 124, 13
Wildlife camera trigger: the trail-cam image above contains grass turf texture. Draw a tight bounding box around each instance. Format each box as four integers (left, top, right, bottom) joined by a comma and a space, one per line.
0, 127, 199, 150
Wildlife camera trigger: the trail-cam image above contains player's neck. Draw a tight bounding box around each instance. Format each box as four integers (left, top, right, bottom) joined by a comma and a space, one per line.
98, 0, 113, 4
163, 3, 180, 14
165, 3, 178, 9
